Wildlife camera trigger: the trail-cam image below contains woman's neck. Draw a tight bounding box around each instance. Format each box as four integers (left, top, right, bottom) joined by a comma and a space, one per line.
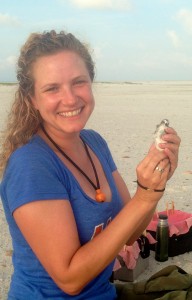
38, 125, 83, 154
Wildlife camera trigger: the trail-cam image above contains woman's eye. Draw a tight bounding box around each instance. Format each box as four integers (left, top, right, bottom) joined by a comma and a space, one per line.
45, 86, 58, 92
75, 80, 86, 86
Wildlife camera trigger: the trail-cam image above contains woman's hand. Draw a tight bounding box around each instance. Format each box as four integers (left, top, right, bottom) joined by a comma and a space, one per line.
136, 126, 180, 201
136, 148, 170, 200
157, 127, 181, 179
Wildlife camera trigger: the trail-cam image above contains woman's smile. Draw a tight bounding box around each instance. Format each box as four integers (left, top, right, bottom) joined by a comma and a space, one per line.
58, 108, 82, 118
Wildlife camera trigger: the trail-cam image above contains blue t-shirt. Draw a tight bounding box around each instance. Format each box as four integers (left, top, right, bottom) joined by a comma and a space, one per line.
1, 129, 123, 300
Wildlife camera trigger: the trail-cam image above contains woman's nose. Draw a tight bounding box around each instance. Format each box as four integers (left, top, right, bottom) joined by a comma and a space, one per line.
60, 85, 77, 105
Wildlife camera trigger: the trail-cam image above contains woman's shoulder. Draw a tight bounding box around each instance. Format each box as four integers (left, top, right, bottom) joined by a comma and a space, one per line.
8, 135, 56, 170
12, 135, 51, 157
2, 135, 64, 190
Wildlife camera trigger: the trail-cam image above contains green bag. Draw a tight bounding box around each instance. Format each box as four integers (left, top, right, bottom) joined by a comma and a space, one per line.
115, 265, 192, 300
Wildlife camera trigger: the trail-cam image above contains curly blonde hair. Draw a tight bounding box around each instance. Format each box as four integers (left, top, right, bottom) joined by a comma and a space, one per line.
0, 30, 95, 175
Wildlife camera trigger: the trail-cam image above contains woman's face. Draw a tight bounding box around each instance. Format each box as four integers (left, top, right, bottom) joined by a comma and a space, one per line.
31, 51, 95, 137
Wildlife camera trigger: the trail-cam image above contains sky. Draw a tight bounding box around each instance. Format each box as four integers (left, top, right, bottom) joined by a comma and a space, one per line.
0, 0, 192, 82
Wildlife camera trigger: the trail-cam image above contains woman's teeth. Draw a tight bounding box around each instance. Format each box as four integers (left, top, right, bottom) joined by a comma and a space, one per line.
59, 108, 81, 117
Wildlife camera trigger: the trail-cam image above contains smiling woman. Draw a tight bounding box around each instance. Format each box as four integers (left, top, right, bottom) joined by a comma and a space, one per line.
0, 30, 95, 172
31, 51, 95, 137
0, 30, 180, 300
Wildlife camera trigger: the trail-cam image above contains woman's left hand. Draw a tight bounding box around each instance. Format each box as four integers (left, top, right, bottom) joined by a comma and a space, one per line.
157, 127, 181, 180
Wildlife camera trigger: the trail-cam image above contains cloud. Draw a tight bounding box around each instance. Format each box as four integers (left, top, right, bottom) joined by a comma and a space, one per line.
0, 56, 17, 70
93, 46, 103, 60
6, 56, 17, 66
169, 52, 192, 66
175, 8, 192, 34
167, 30, 180, 48
0, 13, 20, 26
70, 0, 132, 11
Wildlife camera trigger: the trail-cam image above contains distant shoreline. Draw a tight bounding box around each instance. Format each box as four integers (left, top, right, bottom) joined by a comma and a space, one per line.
0, 80, 192, 86
0, 82, 17, 86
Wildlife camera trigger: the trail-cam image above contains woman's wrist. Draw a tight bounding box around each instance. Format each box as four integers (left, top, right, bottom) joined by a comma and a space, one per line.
136, 180, 165, 192
134, 184, 164, 204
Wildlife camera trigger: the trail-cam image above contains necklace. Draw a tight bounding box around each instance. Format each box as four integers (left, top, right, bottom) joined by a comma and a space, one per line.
41, 125, 106, 203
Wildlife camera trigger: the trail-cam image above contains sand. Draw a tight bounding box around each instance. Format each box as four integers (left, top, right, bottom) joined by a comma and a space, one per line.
0, 81, 192, 299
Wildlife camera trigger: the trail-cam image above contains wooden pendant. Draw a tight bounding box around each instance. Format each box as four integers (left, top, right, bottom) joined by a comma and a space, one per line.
95, 189, 106, 202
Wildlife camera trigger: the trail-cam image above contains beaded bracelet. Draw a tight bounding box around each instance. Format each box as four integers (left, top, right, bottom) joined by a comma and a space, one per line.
137, 180, 165, 193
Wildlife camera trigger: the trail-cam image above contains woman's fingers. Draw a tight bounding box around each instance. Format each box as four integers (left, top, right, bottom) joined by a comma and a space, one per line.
137, 151, 169, 190
155, 127, 181, 179
136, 126, 180, 193
163, 147, 178, 179
153, 158, 170, 175
142, 147, 167, 168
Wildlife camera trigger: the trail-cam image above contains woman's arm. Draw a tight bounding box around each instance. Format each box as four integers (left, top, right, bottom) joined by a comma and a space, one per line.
13, 193, 158, 295
112, 170, 155, 245
112, 170, 131, 206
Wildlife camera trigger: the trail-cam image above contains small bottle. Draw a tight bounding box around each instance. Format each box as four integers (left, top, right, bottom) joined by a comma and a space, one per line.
155, 214, 169, 262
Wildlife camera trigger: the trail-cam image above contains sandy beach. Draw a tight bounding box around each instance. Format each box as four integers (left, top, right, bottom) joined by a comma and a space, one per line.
0, 81, 192, 299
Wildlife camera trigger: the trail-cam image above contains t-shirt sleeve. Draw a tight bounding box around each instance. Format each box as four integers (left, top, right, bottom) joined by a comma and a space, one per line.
4, 146, 69, 214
